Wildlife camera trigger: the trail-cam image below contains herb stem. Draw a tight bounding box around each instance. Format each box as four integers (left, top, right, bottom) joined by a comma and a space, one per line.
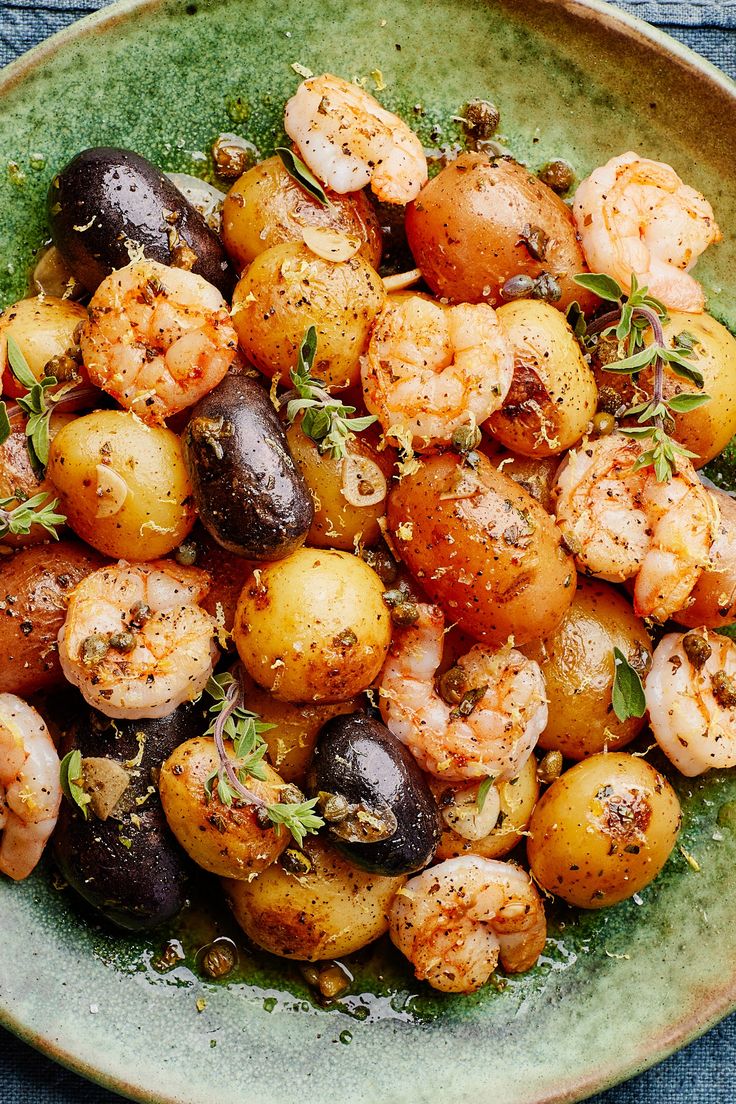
211, 666, 266, 809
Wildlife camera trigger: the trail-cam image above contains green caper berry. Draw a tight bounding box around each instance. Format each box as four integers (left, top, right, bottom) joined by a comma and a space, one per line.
591, 412, 616, 437
174, 541, 198, 566
531, 272, 562, 304
109, 631, 135, 653
129, 601, 151, 628
537, 750, 564, 785
538, 160, 575, 194
451, 423, 482, 455
439, 665, 468, 705
711, 669, 736, 709
462, 99, 500, 140
319, 792, 351, 823
200, 941, 236, 979
80, 634, 110, 666
361, 545, 398, 585
683, 632, 712, 671
597, 385, 624, 416
390, 602, 420, 628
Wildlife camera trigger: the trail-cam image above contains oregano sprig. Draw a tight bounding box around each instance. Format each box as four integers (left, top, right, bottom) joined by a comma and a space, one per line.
0, 491, 65, 541
1, 335, 78, 472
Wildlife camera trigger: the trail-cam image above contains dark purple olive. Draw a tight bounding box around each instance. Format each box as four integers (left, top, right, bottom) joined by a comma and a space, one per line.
307, 712, 441, 875
53, 700, 204, 931
48, 147, 234, 296
183, 372, 313, 559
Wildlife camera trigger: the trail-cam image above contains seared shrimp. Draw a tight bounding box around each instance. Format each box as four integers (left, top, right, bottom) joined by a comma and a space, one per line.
646, 629, 736, 776
80, 259, 237, 422
284, 73, 428, 204
554, 434, 719, 623
378, 603, 547, 781
573, 152, 721, 313
389, 856, 547, 992
0, 694, 61, 881
58, 561, 218, 720
362, 296, 513, 450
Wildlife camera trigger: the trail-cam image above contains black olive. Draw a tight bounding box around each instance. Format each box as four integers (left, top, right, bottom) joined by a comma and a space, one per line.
307, 712, 441, 876
48, 147, 234, 296
183, 372, 313, 559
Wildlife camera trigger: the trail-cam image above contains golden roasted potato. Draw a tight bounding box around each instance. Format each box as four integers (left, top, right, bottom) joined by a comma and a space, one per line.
0, 295, 87, 397
222, 155, 382, 271
231, 242, 386, 388
387, 452, 576, 647
523, 577, 652, 759
47, 410, 196, 560
433, 755, 539, 861
675, 488, 736, 628
486, 300, 598, 456
486, 449, 560, 512
233, 548, 391, 702
527, 753, 681, 908
223, 835, 405, 959
159, 736, 288, 879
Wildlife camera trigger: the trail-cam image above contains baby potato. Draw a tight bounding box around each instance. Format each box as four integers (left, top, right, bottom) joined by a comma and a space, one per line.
240, 668, 357, 783
231, 242, 386, 388
487, 450, 560, 512
0, 540, 104, 696
595, 311, 736, 467
527, 753, 681, 908
433, 755, 539, 861
222, 155, 382, 271
285, 421, 392, 550
47, 410, 196, 560
388, 452, 576, 647
223, 835, 405, 959
675, 488, 736, 628
486, 301, 598, 456
159, 736, 288, 879
0, 295, 87, 397
405, 154, 596, 312
523, 577, 652, 759
234, 548, 392, 702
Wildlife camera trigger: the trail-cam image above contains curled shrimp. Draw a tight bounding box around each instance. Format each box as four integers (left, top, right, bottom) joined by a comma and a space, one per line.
573, 152, 721, 313
645, 629, 736, 776
284, 73, 428, 204
0, 694, 61, 881
80, 259, 238, 422
389, 856, 547, 992
58, 561, 218, 720
362, 295, 513, 450
554, 434, 719, 623
378, 603, 547, 781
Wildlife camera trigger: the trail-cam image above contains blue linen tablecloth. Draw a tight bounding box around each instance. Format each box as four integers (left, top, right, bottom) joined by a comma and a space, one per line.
1, 0, 736, 1101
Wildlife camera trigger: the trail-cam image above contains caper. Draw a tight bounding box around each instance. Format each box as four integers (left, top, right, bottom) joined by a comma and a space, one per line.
591, 411, 616, 437
174, 540, 198, 566
390, 601, 420, 628
200, 939, 237, 979
501, 274, 536, 301
531, 272, 562, 304
129, 601, 151, 628
361, 544, 398, 585
683, 632, 712, 671
537, 750, 563, 785
319, 792, 351, 823
597, 385, 625, 416
711, 669, 736, 708
108, 631, 136, 653
316, 962, 352, 1000
520, 224, 549, 262
439, 665, 468, 705
80, 634, 110, 666
462, 99, 500, 141
451, 423, 482, 455
211, 132, 257, 179
538, 159, 575, 194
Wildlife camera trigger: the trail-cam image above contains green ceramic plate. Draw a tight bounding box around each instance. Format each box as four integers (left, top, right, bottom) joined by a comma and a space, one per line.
2, 1, 736, 1101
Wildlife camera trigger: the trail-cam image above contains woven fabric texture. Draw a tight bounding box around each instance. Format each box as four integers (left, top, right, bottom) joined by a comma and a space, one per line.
0, 0, 736, 1101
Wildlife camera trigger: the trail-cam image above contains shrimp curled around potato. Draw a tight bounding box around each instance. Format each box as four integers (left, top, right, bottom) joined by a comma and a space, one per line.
389, 856, 547, 992
80, 259, 238, 422
378, 603, 547, 781
58, 561, 219, 720
646, 628, 736, 777
284, 73, 428, 204
0, 694, 61, 881
573, 152, 721, 313
362, 296, 514, 450
554, 433, 719, 623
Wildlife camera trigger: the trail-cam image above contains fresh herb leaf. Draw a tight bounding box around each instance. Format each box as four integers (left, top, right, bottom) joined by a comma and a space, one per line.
573, 273, 624, 302
659, 348, 705, 388
0, 491, 65, 540
6, 334, 38, 391
59, 749, 91, 819
476, 776, 495, 814
667, 392, 712, 414
267, 797, 324, 848
275, 147, 330, 207
0, 403, 11, 447
4, 335, 75, 473
611, 647, 647, 722
566, 301, 588, 341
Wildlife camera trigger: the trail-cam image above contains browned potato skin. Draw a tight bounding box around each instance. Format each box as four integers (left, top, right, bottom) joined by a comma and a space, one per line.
223, 835, 405, 960
231, 242, 386, 388
0, 295, 87, 397
240, 667, 358, 783
0, 540, 105, 696
486, 450, 560, 513
523, 577, 652, 759
527, 753, 681, 908
595, 312, 736, 468
189, 527, 257, 638
233, 548, 392, 702
387, 452, 576, 647
0, 412, 73, 547
405, 154, 597, 312
222, 155, 382, 272
675, 488, 736, 628
159, 736, 287, 879
433, 755, 539, 861
285, 422, 392, 550
486, 301, 598, 456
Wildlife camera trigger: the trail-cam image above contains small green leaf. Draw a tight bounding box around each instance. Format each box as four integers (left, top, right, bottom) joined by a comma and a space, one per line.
275, 147, 330, 207
603, 345, 659, 374
267, 797, 324, 848
612, 647, 647, 722
661, 349, 705, 388
59, 749, 91, 819
5, 334, 38, 391
573, 273, 624, 302
667, 392, 712, 414
0, 402, 11, 447
565, 301, 588, 341
476, 776, 495, 814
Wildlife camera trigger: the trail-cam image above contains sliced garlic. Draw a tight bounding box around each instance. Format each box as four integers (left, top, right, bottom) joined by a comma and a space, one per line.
341, 454, 387, 508
382, 268, 423, 293
95, 465, 129, 518
302, 226, 361, 263
442, 783, 501, 841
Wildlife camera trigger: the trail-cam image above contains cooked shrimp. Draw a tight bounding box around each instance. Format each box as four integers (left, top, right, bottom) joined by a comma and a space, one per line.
645, 629, 736, 776
80, 259, 238, 422
0, 694, 61, 881
389, 856, 547, 992
573, 152, 721, 313
58, 561, 218, 720
284, 73, 428, 204
362, 296, 513, 450
378, 603, 547, 781
554, 434, 719, 623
